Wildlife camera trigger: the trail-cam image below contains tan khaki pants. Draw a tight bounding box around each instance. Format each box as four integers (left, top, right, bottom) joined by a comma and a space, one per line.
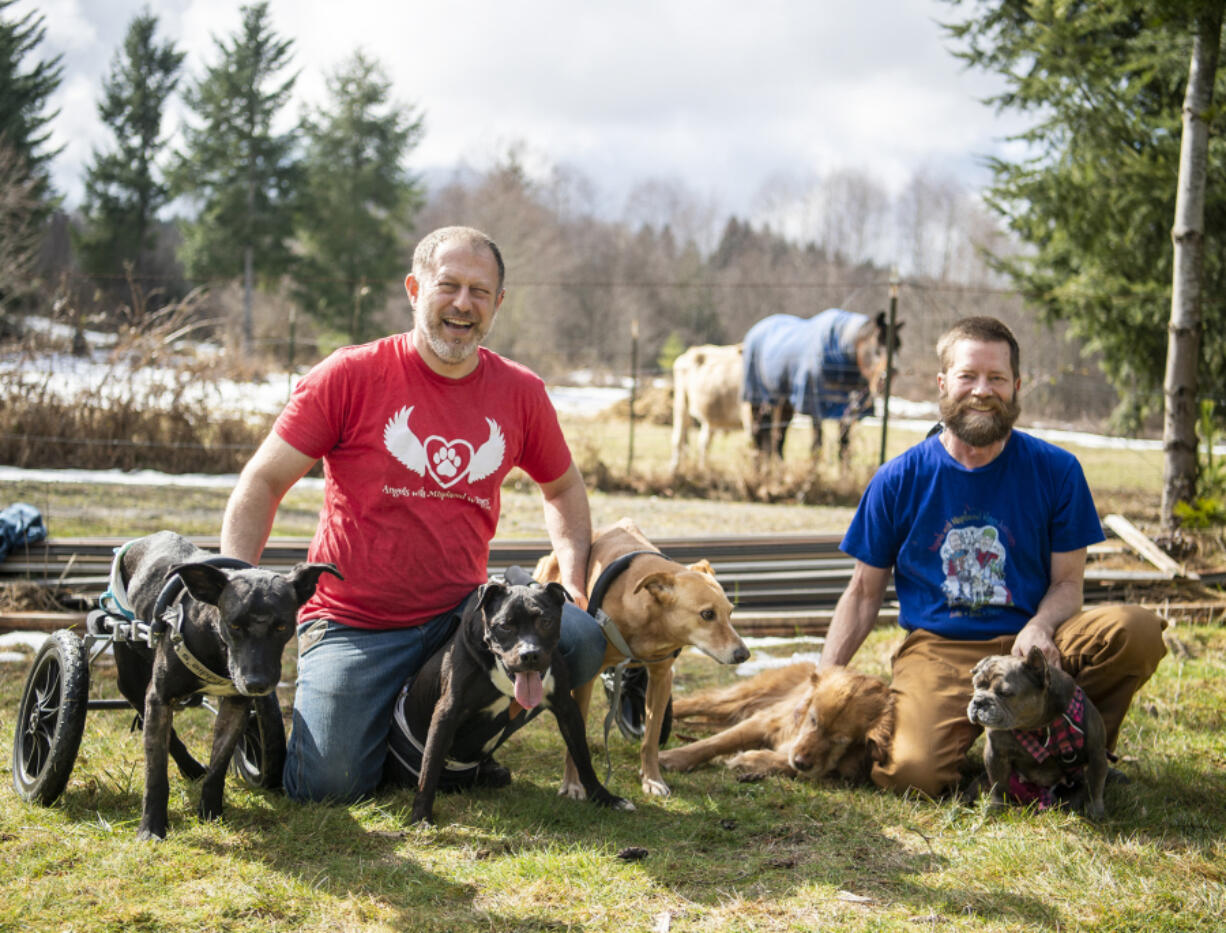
872, 604, 1167, 797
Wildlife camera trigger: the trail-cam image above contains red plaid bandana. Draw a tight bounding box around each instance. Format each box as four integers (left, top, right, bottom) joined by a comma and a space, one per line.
1011, 685, 1087, 764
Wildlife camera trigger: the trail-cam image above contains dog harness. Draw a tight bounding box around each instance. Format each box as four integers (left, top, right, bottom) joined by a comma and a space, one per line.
98, 547, 253, 699
1006, 685, 1088, 809
99, 542, 139, 621
1012, 685, 1088, 764
387, 686, 487, 785
587, 549, 684, 777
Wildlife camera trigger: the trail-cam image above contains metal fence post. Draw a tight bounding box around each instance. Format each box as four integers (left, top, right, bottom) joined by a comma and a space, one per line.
627, 319, 639, 474
879, 268, 899, 466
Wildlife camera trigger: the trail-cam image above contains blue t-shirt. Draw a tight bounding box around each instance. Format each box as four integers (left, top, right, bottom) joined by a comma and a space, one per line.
840, 431, 1104, 639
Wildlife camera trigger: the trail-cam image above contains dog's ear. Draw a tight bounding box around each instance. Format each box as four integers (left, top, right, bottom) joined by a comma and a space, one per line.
686, 559, 716, 578
1023, 645, 1049, 679
541, 581, 570, 608
288, 562, 343, 606
170, 562, 231, 606
634, 571, 676, 603
865, 693, 896, 765
1022, 646, 1052, 690
474, 581, 508, 614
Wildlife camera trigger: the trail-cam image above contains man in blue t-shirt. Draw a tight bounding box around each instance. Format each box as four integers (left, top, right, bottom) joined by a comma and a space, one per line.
821, 316, 1166, 797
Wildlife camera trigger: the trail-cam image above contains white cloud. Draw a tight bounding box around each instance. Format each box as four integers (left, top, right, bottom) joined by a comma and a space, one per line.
18, 0, 1025, 219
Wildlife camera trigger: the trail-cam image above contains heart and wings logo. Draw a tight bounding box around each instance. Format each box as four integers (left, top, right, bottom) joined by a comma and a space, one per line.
383, 405, 506, 489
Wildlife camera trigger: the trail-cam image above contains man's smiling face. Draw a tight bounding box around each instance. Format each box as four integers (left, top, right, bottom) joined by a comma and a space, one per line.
936, 338, 1021, 448
407, 240, 505, 377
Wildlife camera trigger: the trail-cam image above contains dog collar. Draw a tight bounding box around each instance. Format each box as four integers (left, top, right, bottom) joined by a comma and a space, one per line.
1011, 685, 1088, 764
151, 556, 255, 698
587, 549, 681, 665
157, 601, 242, 697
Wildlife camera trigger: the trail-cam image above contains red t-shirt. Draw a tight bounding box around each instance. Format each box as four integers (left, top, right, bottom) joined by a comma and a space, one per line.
273, 333, 572, 629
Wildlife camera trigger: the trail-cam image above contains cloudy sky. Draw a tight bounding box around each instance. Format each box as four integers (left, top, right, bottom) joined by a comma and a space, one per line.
26, 0, 1027, 220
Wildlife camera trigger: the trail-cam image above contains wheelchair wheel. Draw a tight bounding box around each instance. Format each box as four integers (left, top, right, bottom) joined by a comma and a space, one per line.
12, 630, 91, 805
230, 692, 286, 790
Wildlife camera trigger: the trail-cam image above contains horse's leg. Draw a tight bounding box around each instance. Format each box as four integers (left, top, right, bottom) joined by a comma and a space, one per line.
774, 401, 793, 461
839, 388, 870, 470
698, 418, 713, 470
811, 416, 823, 461
752, 403, 773, 461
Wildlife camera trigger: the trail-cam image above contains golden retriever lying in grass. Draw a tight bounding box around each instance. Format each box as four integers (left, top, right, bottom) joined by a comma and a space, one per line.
658, 662, 894, 781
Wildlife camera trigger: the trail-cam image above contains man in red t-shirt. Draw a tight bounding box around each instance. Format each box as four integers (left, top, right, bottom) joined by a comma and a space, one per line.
220, 226, 604, 802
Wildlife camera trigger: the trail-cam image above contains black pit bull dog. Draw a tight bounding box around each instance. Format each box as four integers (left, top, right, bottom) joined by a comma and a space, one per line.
967, 646, 1110, 821
110, 531, 340, 840
385, 578, 635, 824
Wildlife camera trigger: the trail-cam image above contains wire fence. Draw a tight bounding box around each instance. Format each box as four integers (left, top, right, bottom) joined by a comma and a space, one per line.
3, 273, 1206, 506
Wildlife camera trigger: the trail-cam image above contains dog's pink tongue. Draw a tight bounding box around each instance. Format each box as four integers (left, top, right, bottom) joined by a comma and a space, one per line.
514, 671, 544, 709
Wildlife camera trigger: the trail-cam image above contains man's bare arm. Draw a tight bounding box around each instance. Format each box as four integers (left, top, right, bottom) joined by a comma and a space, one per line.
538, 461, 592, 610
819, 560, 892, 669
1012, 547, 1087, 669
221, 433, 318, 565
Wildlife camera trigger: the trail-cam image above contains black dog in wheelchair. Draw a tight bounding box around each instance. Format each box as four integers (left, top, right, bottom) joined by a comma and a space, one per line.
114, 532, 340, 840
11, 531, 339, 841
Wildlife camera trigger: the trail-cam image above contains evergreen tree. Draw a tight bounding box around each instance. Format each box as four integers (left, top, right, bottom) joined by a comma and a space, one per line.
940, 0, 1226, 430
76, 10, 184, 279
295, 50, 423, 341
171, 1, 299, 350
0, 0, 61, 212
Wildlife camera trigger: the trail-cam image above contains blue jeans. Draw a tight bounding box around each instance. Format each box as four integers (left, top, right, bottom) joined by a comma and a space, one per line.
282, 595, 607, 803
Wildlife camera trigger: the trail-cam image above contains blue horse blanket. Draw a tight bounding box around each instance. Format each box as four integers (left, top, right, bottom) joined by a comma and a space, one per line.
0, 502, 47, 562
741, 309, 870, 420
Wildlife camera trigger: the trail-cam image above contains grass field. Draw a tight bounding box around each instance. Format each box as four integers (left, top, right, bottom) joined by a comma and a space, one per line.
2, 409, 1221, 931
1, 623, 1223, 932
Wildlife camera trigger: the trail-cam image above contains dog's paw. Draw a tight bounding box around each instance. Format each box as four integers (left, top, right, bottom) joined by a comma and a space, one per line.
558, 780, 587, 800
136, 827, 166, 843
641, 776, 671, 797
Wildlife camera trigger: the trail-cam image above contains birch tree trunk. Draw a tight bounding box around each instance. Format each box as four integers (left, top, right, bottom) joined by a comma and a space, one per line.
1162, 1, 1224, 529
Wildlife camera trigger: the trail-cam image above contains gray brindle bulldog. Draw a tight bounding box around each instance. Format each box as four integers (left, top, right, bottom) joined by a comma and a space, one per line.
111, 531, 340, 840
967, 646, 1109, 821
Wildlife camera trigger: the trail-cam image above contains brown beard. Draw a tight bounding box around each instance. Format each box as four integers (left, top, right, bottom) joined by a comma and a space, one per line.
939, 392, 1020, 447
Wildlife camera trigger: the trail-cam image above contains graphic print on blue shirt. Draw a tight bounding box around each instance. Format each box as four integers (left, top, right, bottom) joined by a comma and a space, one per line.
939, 520, 1013, 612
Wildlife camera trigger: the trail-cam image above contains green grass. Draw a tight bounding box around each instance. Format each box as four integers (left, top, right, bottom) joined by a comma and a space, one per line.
1, 624, 1223, 932
1, 404, 1213, 931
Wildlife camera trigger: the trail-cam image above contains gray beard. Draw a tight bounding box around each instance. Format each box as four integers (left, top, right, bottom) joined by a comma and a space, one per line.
939, 393, 1020, 447
424, 329, 479, 364
420, 313, 492, 364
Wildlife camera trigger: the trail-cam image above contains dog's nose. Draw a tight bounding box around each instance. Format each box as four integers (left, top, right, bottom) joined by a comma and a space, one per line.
239, 674, 275, 696
732, 646, 750, 664
517, 647, 542, 668
791, 751, 811, 771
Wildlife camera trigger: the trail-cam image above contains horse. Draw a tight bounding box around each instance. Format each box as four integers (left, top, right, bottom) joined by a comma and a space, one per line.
741, 309, 901, 464
669, 343, 750, 473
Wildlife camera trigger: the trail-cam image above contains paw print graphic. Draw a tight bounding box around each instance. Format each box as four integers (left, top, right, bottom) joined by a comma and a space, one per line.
433, 445, 461, 478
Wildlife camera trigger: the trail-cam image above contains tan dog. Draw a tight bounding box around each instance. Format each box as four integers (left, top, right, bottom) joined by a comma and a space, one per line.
658, 662, 894, 781
534, 518, 749, 797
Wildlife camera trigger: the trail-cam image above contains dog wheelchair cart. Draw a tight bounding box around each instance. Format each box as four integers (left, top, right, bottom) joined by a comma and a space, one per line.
11, 556, 286, 807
